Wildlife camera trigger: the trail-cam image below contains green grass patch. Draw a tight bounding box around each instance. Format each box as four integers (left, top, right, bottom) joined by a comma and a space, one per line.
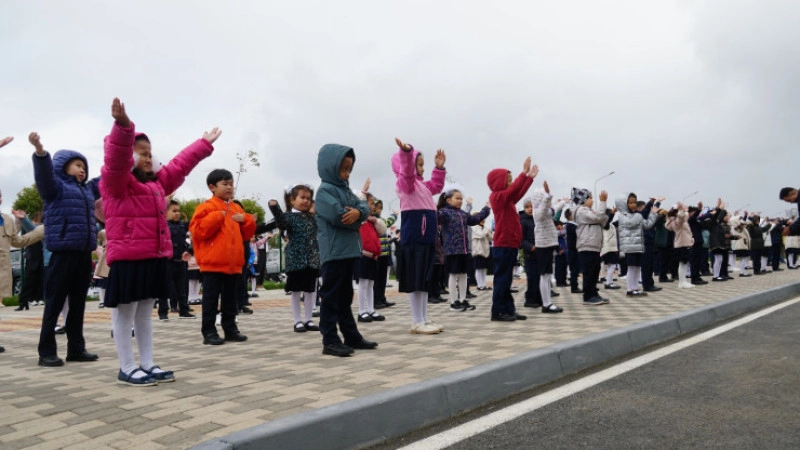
263, 280, 286, 290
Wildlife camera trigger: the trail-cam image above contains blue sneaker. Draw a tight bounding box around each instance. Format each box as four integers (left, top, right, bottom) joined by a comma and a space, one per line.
141, 365, 175, 383
583, 296, 605, 306
117, 369, 158, 386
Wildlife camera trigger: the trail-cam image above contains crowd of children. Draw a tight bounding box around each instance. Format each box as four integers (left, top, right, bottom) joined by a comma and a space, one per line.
2, 104, 800, 379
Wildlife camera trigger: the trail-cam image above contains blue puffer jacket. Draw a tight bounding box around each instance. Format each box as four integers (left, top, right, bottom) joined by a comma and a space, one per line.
33, 150, 97, 252
314, 144, 370, 264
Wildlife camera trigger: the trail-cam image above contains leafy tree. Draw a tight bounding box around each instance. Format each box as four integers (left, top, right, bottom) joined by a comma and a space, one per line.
235, 149, 260, 195
12, 185, 43, 215
176, 197, 265, 223
238, 198, 265, 223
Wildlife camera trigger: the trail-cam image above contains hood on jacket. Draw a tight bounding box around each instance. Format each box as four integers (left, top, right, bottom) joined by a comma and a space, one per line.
391, 148, 422, 179
318, 143, 355, 188
132, 132, 163, 173
614, 193, 637, 213
530, 189, 547, 210
53, 149, 89, 186
487, 168, 511, 192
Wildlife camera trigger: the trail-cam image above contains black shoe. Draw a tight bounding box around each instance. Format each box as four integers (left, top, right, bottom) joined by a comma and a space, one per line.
374, 302, 389, 310
514, 313, 527, 320
712, 277, 727, 282
626, 290, 648, 296
225, 331, 248, 342
358, 313, 373, 322
428, 296, 445, 304
239, 307, 254, 315
158, 315, 169, 322
65, 350, 99, 362
754, 271, 767, 275
604, 284, 621, 290
441, 289, 449, 295
0, 346, 4, 353
250, 293, 258, 298
523, 302, 543, 308
345, 339, 378, 350
203, 334, 225, 345
312, 310, 320, 317
178, 313, 197, 319
369, 313, 386, 321
541, 304, 564, 313
773, 268, 784, 272
461, 300, 476, 311
38, 355, 64, 367
14, 304, 29, 311
510, 288, 519, 293
555, 282, 569, 287
659, 278, 674, 283
571, 288, 583, 294
304, 321, 320, 331
54, 326, 66, 335
550, 290, 560, 297
490, 313, 516, 322
691, 278, 708, 285
739, 273, 752, 278
323, 343, 354, 357
643, 286, 662, 292
466, 292, 477, 299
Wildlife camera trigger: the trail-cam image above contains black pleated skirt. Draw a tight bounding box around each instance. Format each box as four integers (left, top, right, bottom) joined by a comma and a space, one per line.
285, 267, 319, 293
104, 258, 169, 307
396, 244, 435, 293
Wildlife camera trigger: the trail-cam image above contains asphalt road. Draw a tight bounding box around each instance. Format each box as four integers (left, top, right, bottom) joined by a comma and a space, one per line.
379, 300, 800, 450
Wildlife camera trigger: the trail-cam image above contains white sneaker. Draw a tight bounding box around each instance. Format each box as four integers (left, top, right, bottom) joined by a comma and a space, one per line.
410, 323, 440, 334
425, 321, 445, 331
678, 282, 694, 289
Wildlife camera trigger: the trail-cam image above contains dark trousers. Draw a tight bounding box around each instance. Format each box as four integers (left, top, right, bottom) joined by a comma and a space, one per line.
690, 244, 704, 280
256, 248, 267, 286
428, 264, 444, 298
523, 254, 542, 305
750, 248, 763, 273
158, 260, 189, 315
567, 249, 580, 288
201, 272, 239, 337
491, 247, 518, 316
18, 265, 44, 307
374, 255, 390, 304
554, 251, 567, 285
658, 247, 676, 280
467, 255, 477, 286
38, 251, 92, 357
642, 243, 656, 289
771, 244, 783, 270
579, 251, 601, 301
319, 259, 363, 346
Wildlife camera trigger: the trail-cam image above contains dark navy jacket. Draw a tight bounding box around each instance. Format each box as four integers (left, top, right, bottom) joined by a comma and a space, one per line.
33, 150, 97, 252
520, 211, 536, 258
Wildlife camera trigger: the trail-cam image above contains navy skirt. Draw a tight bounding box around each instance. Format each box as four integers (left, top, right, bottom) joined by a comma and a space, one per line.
354, 256, 378, 281
105, 258, 169, 307
445, 254, 469, 274
396, 244, 435, 293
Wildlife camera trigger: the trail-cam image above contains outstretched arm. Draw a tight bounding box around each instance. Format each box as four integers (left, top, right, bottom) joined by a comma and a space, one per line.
29, 132, 59, 201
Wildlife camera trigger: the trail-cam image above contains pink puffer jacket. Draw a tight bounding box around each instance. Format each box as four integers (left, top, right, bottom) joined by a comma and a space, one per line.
100, 122, 213, 264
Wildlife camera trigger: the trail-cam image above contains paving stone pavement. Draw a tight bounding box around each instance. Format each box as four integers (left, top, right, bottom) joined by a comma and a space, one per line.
1, 269, 798, 449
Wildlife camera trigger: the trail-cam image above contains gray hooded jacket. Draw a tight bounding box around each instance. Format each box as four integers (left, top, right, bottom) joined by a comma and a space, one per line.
614, 195, 658, 254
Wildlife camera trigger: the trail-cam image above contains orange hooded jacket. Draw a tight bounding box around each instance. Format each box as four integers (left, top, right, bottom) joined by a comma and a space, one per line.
190, 196, 256, 274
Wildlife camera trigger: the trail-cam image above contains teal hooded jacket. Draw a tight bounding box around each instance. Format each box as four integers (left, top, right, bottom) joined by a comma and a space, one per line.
315, 144, 370, 264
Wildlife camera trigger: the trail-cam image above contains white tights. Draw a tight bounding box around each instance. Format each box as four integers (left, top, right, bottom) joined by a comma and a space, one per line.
357, 279, 375, 315
539, 274, 552, 307
448, 273, 468, 302
626, 266, 641, 291
112, 300, 156, 378
291, 291, 317, 323
475, 268, 487, 288
408, 291, 428, 325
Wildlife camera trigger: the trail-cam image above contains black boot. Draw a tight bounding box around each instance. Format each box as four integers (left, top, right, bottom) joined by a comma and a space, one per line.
14, 302, 29, 311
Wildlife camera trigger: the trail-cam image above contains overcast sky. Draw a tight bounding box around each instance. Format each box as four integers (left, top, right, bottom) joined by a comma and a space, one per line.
2, 0, 798, 223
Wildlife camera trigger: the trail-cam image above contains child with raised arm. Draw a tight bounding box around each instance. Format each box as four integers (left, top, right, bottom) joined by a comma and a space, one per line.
531, 181, 566, 313
665, 203, 695, 289
29, 131, 98, 367
437, 187, 491, 311
315, 143, 377, 356
487, 158, 538, 322
614, 193, 661, 297
191, 169, 255, 347
573, 189, 610, 305
102, 98, 218, 385
268, 184, 321, 333
391, 138, 447, 334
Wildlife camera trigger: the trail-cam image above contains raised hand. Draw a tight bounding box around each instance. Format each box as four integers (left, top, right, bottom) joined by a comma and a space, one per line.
268, 199, 278, 207
395, 137, 411, 151
392, 209, 399, 215
434, 149, 446, 169
0, 136, 13, 149
677, 202, 684, 211
527, 164, 539, 179
231, 213, 245, 223
28, 132, 45, 155
698, 201, 703, 210
111, 97, 131, 127
523, 157, 531, 174
342, 206, 361, 225
599, 190, 608, 202
362, 177, 371, 193
11, 209, 27, 219
466, 197, 473, 204
203, 127, 222, 144
543, 180, 550, 194
657, 196, 666, 203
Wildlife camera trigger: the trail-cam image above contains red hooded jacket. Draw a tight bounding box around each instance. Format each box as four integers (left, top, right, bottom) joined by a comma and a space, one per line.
487, 169, 533, 248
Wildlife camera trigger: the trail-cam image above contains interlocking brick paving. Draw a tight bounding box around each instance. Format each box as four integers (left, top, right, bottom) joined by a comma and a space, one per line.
1, 270, 798, 449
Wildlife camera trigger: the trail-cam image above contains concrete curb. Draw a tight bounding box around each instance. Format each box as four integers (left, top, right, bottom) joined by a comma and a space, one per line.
195, 281, 800, 450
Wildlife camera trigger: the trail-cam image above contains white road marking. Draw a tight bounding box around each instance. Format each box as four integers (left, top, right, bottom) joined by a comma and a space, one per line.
399, 296, 800, 450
